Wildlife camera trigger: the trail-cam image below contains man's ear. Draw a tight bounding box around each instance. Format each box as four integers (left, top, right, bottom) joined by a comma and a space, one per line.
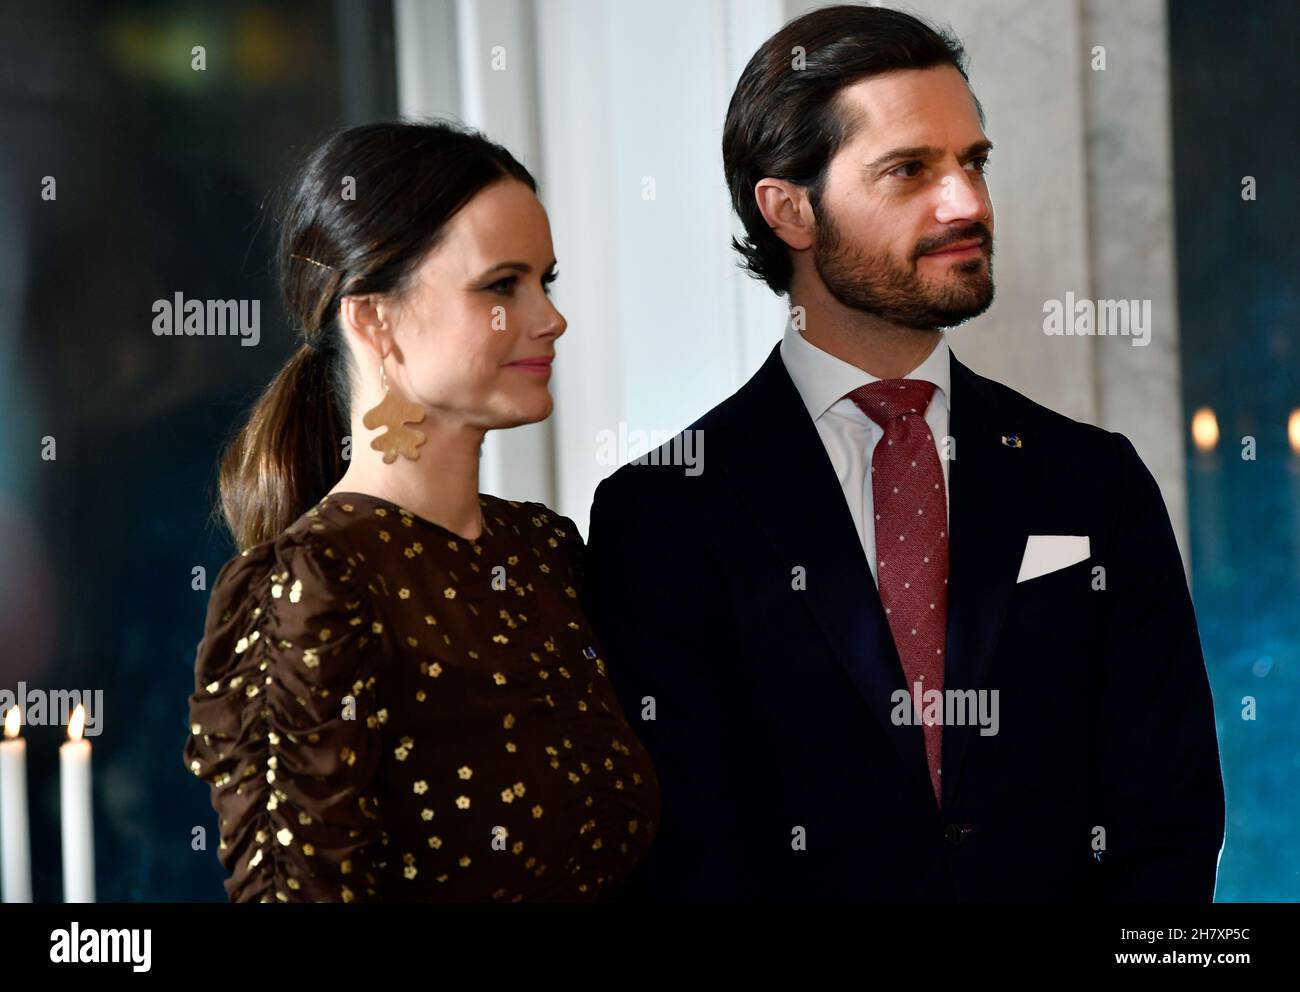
754, 178, 816, 251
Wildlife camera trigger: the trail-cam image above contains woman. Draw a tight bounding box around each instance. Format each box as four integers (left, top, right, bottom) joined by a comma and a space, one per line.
183, 120, 659, 902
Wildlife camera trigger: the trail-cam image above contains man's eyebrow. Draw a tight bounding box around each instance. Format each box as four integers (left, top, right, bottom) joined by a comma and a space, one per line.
864, 139, 994, 174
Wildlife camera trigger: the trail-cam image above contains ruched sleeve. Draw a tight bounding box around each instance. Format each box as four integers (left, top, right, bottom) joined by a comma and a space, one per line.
545, 508, 586, 602
184, 530, 389, 902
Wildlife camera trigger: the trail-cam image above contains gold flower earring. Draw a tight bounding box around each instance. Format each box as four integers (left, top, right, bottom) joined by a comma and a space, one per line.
361, 359, 427, 463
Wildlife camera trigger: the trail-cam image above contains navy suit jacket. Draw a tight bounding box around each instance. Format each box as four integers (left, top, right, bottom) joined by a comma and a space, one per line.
583, 343, 1226, 902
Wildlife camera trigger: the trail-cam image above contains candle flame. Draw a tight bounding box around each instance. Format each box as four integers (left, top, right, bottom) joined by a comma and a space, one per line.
1191, 407, 1219, 453
3, 706, 20, 739
67, 704, 86, 741
1289, 409, 1300, 455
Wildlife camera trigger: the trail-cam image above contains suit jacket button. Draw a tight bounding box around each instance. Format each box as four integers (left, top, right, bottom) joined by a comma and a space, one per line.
944, 824, 967, 846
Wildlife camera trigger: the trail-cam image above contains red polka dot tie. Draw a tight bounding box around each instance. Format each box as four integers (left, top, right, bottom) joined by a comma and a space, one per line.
846, 378, 948, 806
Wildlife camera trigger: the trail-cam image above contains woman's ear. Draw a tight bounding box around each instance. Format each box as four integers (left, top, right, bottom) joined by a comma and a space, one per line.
338, 294, 393, 363
754, 178, 816, 252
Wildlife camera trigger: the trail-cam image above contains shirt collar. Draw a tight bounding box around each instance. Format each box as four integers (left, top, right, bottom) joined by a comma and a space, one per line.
780, 320, 951, 422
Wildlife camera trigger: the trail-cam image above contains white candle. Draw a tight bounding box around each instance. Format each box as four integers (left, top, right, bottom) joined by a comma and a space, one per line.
1289, 410, 1300, 592
60, 703, 95, 903
1190, 406, 1225, 585
0, 707, 32, 902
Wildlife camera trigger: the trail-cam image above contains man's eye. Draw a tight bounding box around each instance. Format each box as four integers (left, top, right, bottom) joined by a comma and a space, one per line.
891, 161, 923, 179
969, 155, 991, 174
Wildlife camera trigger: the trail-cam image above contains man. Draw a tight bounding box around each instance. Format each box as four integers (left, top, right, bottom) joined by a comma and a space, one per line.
584, 5, 1225, 901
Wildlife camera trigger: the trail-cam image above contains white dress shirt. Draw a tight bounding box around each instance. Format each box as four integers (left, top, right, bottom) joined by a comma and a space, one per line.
779, 322, 951, 588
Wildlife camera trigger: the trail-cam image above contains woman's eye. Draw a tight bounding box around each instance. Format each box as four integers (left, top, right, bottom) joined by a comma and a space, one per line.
487, 272, 557, 295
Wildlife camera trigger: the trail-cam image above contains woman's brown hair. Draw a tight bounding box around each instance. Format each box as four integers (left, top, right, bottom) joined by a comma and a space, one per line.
215, 119, 537, 551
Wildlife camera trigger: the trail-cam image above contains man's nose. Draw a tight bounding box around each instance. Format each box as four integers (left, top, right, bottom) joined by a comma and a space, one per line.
935, 170, 989, 224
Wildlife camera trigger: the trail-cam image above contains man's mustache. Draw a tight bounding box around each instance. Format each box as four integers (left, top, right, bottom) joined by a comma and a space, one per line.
914, 224, 993, 260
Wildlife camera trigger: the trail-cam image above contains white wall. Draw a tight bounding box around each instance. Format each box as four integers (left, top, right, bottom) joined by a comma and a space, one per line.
534, 0, 789, 535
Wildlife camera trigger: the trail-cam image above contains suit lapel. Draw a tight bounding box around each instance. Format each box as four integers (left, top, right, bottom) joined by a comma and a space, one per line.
718, 345, 1036, 811
941, 354, 1037, 806
718, 345, 933, 809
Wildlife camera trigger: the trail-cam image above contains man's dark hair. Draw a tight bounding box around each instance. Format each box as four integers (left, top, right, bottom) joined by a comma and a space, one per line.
722, 4, 982, 295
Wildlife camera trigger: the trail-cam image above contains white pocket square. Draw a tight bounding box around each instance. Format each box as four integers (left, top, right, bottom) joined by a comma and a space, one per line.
1016, 535, 1090, 583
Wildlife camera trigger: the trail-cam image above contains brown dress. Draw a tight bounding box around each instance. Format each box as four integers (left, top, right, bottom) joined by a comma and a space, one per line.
183, 491, 660, 902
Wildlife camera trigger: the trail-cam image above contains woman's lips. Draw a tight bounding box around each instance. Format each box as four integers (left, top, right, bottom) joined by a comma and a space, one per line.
506, 358, 553, 376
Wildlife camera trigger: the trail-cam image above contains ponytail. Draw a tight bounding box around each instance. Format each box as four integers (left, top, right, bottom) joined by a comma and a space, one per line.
216, 342, 347, 551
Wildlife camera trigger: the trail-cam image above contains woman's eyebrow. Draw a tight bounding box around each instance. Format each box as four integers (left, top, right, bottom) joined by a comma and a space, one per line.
474, 259, 559, 280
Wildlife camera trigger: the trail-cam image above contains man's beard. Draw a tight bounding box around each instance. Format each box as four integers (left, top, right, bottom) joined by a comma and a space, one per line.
812, 207, 995, 330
